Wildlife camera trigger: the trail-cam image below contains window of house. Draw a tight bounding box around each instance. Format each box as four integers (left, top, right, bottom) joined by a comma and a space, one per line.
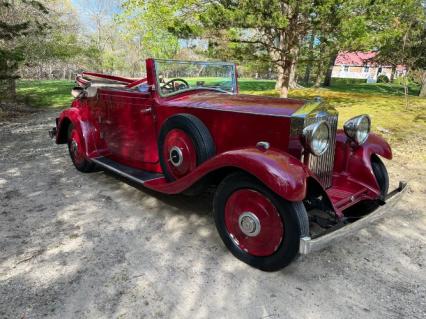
343, 65, 349, 72
363, 66, 370, 73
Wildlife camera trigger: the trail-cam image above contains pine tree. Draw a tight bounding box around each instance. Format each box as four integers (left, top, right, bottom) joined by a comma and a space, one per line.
0, 0, 49, 101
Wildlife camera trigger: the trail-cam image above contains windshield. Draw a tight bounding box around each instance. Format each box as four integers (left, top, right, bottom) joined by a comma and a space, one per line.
154, 59, 237, 97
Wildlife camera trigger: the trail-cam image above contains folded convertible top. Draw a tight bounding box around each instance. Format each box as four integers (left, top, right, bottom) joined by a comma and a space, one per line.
75, 72, 147, 89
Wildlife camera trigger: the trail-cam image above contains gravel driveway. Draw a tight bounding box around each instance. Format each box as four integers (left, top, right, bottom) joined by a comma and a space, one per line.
0, 110, 425, 319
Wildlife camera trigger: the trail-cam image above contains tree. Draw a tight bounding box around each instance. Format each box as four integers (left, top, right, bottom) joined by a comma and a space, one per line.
309, 0, 373, 87
20, 0, 84, 80
0, 0, 49, 101
178, 1, 376, 95
370, 0, 426, 98
197, 1, 317, 98
117, 0, 185, 60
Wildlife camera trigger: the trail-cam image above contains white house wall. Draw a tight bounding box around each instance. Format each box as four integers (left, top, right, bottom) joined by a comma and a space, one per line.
331, 65, 394, 82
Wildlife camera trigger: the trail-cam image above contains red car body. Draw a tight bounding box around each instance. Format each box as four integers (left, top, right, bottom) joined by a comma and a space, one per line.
51, 58, 406, 271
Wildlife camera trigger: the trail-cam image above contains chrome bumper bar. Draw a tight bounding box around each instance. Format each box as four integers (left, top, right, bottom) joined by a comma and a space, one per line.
299, 181, 408, 255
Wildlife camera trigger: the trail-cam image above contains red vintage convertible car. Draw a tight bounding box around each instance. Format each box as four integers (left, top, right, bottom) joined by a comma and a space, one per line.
50, 58, 406, 271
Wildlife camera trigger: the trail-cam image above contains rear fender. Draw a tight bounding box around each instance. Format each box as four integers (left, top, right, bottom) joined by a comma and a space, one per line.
335, 130, 392, 194
145, 148, 309, 202
56, 105, 97, 158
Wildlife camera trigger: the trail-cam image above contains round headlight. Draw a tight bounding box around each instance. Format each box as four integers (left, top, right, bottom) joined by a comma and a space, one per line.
303, 121, 330, 156
344, 115, 371, 145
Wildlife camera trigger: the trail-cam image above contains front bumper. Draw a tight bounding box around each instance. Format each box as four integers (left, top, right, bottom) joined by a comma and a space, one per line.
299, 181, 408, 255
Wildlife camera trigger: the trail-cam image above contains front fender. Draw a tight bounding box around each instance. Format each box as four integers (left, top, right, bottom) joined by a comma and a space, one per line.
335, 130, 392, 194
356, 132, 392, 160
145, 148, 309, 202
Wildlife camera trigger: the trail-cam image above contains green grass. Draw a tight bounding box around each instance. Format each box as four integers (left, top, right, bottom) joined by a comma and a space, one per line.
327, 82, 420, 96
16, 80, 74, 108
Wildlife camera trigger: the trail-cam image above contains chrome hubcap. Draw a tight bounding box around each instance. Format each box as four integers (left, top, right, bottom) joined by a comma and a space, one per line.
238, 212, 261, 237
169, 146, 183, 167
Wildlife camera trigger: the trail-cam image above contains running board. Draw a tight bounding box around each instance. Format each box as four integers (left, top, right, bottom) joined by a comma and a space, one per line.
91, 157, 163, 185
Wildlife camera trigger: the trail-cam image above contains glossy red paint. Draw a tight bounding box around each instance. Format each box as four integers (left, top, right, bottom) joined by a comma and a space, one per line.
82, 71, 134, 84
144, 148, 308, 202
76, 76, 90, 87
56, 102, 98, 158
325, 130, 392, 216
55, 58, 393, 220
158, 91, 304, 117
224, 189, 284, 256
126, 77, 147, 88
162, 129, 197, 179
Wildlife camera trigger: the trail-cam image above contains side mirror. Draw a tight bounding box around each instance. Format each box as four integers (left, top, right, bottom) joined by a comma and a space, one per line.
71, 87, 84, 98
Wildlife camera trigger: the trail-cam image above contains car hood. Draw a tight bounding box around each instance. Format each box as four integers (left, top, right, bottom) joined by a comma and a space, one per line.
162, 91, 306, 117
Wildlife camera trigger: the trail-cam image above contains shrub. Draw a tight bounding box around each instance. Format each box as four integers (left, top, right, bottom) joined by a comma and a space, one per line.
331, 78, 367, 85
377, 75, 390, 83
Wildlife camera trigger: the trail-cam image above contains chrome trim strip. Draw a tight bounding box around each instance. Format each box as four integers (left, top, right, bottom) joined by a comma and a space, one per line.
307, 112, 338, 187
299, 181, 408, 255
291, 98, 338, 188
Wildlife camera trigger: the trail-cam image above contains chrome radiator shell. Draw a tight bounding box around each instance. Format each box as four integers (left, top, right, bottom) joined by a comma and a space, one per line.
291, 99, 338, 188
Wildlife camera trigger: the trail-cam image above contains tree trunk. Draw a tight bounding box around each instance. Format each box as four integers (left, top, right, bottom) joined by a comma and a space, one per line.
314, 62, 326, 88
304, 31, 316, 85
277, 60, 293, 98
275, 65, 284, 90
419, 71, 426, 97
9, 78, 16, 101
304, 62, 312, 86
289, 60, 297, 89
323, 52, 338, 87
1, 78, 17, 102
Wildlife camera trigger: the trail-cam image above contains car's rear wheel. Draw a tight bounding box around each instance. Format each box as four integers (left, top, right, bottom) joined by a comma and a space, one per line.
68, 124, 95, 172
372, 154, 389, 199
158, 114, 215, 181
213, 172, 307, 271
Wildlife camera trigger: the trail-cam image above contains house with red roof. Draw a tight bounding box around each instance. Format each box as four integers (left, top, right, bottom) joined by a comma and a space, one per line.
331, 51, 407, 83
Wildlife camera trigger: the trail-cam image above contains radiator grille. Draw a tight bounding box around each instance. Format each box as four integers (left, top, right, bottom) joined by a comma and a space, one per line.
305, 113, 338, 188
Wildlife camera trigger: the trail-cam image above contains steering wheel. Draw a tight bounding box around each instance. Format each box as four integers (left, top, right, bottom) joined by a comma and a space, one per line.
161, 78, 189, 93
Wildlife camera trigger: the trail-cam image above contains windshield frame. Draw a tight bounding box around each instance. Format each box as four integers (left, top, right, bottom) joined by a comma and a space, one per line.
153, 59, 237, 97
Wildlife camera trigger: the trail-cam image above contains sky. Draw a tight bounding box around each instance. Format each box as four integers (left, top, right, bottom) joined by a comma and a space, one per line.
71, 0, 122, 30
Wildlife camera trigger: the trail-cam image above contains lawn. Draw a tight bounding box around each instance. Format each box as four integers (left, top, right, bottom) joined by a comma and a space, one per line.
16, 78, 426, 158
16, 80, 75, 108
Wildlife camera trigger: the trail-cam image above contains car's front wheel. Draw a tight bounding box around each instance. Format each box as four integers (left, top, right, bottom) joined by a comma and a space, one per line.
213, 172, 307, 271
67, 124, 95, 172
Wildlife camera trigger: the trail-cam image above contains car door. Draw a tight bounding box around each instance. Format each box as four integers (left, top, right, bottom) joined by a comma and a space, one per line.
87, 88, 109, 156
104, 88, 158, 165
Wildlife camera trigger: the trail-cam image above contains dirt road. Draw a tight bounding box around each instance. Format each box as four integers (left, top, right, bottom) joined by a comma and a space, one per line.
0, 110, 425, 319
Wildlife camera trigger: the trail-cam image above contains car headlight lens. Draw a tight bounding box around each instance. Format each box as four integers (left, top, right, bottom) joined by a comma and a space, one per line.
303, 121, 330, 156
344, 115, 371, 145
